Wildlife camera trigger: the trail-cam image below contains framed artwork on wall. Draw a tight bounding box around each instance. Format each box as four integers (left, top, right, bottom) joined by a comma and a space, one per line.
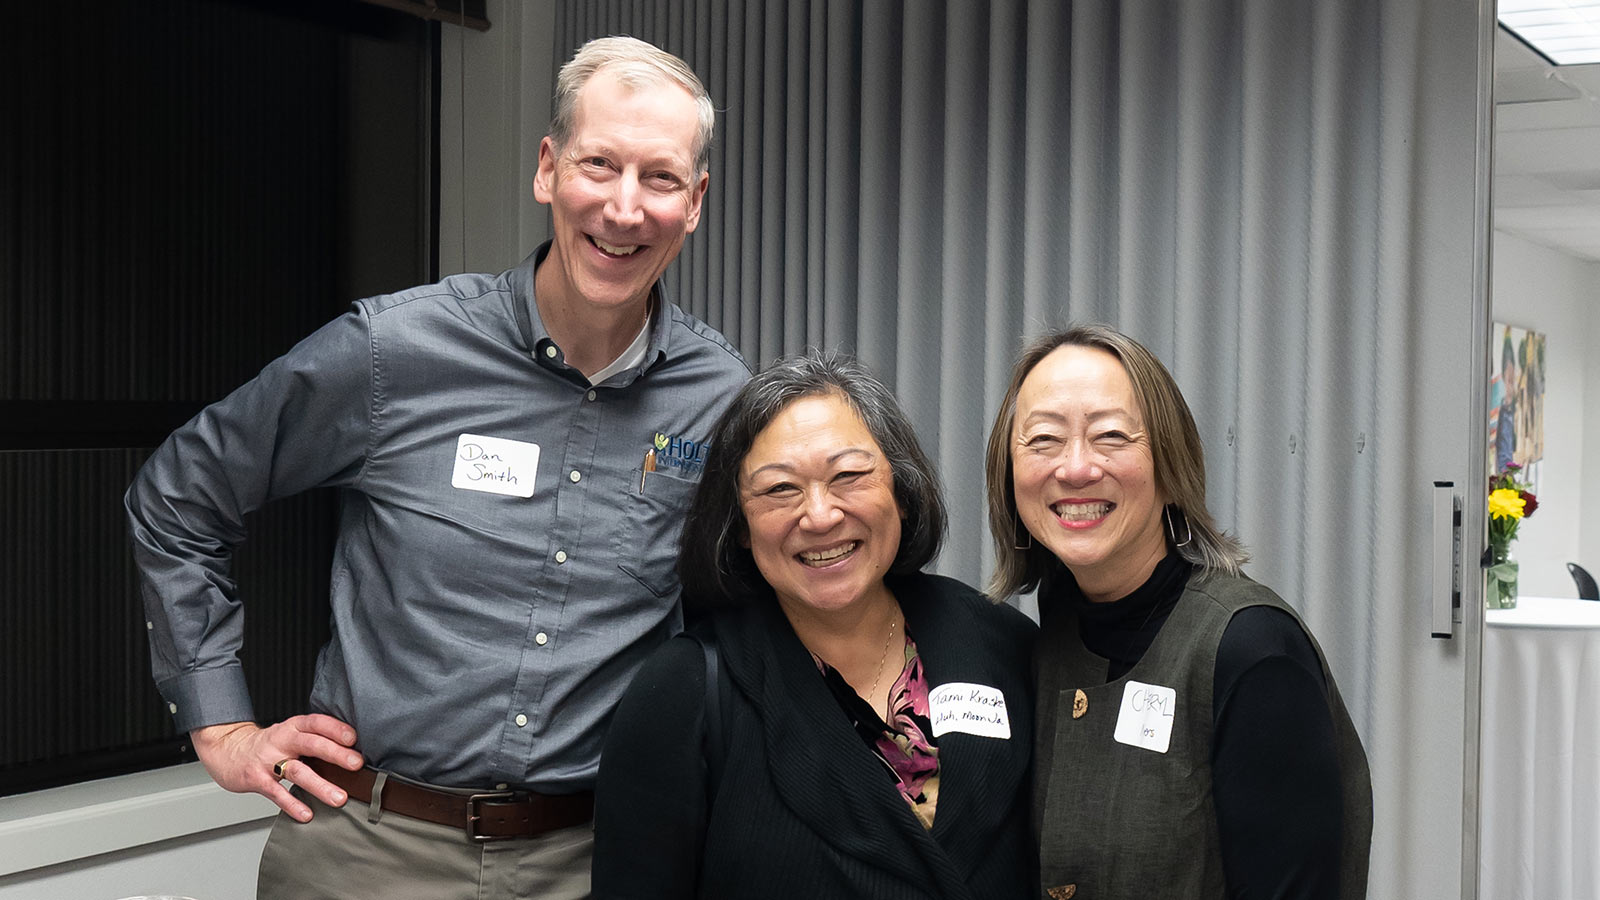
1488, 322, 1546, 486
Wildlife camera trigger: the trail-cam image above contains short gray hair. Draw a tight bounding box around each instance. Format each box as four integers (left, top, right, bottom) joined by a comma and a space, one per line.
678, 351, 948, 613
549, 36, 715, 176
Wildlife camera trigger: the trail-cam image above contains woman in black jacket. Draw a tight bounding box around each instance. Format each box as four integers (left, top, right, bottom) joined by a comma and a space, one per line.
592, 351, 1035, 900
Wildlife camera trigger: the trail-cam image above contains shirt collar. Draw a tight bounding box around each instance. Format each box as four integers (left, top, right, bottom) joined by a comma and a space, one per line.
585, 312, 652, 386
512, 239, 674, 386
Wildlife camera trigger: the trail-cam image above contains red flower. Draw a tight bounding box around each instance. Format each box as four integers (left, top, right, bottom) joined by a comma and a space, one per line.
1520, 491, 1539, 517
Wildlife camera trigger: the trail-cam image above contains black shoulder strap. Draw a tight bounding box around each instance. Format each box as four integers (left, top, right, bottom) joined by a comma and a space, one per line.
701, 631, 724, 777
686, 629, 727, 797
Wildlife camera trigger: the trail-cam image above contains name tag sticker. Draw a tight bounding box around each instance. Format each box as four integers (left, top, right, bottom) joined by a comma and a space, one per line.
451, 433, 539, 498
928, 682, 1011, 739
1113, 680, 1177, 753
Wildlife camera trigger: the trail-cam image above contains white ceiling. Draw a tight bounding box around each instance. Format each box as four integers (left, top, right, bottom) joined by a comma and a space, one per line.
1494, 27, 1600, 263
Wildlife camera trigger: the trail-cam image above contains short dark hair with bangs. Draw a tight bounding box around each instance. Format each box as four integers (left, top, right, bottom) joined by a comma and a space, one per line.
677, 350, 947, 614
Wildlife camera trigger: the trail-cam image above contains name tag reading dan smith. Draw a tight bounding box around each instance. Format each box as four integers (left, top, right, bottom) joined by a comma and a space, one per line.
451, 433, 539, 498
1113, 680, 1177, 753
928, 682, 1011, 739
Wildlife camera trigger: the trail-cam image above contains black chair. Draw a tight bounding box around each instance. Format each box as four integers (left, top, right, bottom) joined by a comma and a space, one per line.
1570, 563, 1600, 601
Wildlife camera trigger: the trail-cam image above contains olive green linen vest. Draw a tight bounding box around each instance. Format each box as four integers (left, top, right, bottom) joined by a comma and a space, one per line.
1033, 572, 1373, 900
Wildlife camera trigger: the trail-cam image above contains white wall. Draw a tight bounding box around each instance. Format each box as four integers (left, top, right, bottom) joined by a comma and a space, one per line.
1490, 230, 1600, 596
1590, 284, 1600, 587
438, 0, 557, 276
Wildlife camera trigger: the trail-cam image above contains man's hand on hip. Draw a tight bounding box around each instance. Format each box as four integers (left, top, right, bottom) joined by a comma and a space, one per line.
190, 715, 364, 822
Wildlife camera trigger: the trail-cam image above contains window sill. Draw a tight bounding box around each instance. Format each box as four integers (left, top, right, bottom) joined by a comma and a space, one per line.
0, 763, 277, 877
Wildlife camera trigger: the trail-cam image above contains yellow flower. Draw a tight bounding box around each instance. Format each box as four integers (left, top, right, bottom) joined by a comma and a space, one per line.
1488, 488, 1526, 521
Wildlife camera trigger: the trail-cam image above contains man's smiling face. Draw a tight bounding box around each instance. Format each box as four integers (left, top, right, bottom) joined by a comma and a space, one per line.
533, 67, 708, 317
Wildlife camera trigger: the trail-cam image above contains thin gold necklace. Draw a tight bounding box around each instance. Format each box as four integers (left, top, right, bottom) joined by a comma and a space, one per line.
866, 614, 900, 715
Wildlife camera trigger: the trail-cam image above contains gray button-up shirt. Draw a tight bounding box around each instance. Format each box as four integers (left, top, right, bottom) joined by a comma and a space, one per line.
125, 242, 749, 791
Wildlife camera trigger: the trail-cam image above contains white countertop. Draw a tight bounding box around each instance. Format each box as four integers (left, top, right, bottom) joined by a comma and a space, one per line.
0, 762, 275, 877
1485, 595, 1600, 629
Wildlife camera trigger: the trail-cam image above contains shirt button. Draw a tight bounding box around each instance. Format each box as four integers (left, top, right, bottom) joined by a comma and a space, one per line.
569, 470, 581, 483
554, 550, 568, 564
544, 345, 558, 359
586, 390, 596, 401
496, 783, 508, 791
146, 621, 154, 631
168, 702, 178, 714
514, 714, 528, 727
535, 632, 549, 646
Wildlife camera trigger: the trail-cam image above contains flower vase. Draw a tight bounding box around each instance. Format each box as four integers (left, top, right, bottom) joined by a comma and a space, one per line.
1486, 545, 1519, 610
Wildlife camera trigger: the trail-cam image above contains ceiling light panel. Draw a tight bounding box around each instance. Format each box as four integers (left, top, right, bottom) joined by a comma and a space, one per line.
1500, 0, 1600, 64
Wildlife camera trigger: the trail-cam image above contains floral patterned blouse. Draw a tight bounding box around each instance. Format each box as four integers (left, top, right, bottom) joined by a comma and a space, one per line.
814, 634, 941, 829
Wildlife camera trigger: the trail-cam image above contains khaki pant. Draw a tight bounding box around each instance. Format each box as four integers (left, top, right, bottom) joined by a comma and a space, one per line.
256, 786, 592, 900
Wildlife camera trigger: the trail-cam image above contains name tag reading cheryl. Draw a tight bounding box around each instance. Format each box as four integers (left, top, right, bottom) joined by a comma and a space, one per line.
1113, 680, 1177, 753
928, 682, 1011, 739
451, 433, 539, 498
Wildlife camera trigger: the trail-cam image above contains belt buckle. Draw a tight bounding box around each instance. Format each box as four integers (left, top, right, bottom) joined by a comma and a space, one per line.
465, 790, 518, 842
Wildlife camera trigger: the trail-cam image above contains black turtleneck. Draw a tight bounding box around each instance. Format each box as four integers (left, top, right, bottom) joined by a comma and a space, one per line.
1053, 550, 1345, 900
1069, 549, 1193, 680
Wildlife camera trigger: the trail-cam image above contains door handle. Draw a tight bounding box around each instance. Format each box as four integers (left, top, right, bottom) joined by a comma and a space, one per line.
1431, 481, 1460, 639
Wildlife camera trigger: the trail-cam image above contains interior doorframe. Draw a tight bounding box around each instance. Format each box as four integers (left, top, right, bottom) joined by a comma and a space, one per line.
1461, 0, 1498, 896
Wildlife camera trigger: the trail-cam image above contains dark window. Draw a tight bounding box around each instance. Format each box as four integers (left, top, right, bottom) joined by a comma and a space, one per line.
1, 0, 432, 795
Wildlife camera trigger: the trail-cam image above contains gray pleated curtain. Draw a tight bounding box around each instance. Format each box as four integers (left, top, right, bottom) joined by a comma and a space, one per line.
543, 2, 1485, 896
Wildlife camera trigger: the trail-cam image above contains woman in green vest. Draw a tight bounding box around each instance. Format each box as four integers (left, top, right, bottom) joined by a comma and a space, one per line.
983, 325, 1372, 900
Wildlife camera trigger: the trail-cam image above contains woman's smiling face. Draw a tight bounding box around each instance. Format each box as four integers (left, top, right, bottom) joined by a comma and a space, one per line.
1010, 345, 1168, 602
738, 392, 902, 619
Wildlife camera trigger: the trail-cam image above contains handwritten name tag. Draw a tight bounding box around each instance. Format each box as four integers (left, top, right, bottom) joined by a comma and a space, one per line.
928, 682, 1011, 739
451, 433, 538, 498
1113, 680, 1177, 753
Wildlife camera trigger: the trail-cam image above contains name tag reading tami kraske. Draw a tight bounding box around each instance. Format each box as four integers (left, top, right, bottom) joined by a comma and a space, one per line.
451, 433, 539, 498
1113, 680, 1178, 753
928, 682, 1011, 739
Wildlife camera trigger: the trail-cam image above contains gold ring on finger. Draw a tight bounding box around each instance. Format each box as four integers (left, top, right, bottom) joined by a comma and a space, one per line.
273, 758, 295, 780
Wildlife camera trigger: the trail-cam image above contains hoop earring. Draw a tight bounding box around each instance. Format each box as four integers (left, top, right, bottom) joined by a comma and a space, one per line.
1165, 505, 1192, 548
1013, 513, 1033, 551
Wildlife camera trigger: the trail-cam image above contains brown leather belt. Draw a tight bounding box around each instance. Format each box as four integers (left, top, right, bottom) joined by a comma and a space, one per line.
305, 757, 593, 842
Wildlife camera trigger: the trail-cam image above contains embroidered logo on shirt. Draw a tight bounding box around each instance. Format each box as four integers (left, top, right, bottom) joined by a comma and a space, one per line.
647, 431, 711, 477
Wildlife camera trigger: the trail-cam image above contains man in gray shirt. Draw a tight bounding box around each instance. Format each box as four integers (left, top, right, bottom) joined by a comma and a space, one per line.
125, 36, 748, 899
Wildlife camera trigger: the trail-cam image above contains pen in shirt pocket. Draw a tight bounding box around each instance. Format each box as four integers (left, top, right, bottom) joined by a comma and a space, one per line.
639, 448, 657, 493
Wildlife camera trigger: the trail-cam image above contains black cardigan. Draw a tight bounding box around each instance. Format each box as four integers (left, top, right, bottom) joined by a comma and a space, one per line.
592, 572, 1037, 900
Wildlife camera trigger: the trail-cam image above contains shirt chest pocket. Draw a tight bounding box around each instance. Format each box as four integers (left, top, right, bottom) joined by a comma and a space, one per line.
609, 467, 699, 598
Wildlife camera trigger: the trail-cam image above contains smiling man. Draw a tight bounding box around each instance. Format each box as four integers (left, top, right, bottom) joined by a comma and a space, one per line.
125, 37, 748, 900
533, 46, 712, 375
